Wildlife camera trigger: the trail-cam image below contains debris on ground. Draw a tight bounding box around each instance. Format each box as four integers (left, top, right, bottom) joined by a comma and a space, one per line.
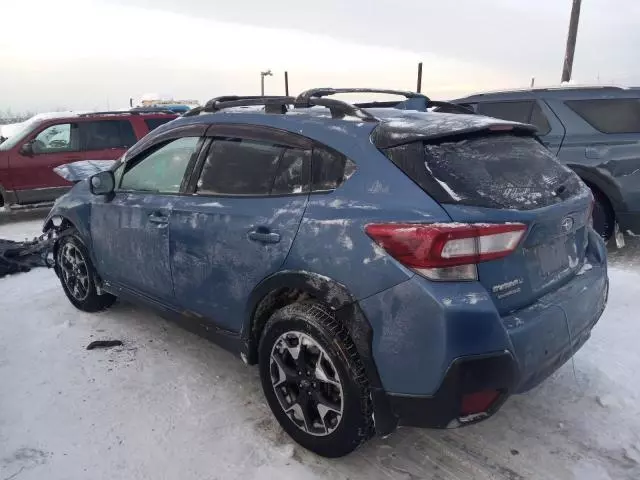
86, 340, 124, 350
0, 235, 54, 278
0, 227, 73, 278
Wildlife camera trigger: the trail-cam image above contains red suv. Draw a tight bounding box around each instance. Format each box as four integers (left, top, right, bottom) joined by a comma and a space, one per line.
0, 111, 177, 207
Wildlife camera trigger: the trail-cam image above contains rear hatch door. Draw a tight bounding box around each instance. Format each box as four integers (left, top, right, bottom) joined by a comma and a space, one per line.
381, 131, 592, 314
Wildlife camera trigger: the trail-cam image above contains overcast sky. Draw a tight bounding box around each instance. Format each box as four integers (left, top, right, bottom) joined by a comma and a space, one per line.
1, 0, 639, 112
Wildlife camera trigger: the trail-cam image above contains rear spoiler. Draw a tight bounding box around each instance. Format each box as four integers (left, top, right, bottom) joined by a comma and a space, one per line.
372, 117, 538, 149
54, 160, 116, 183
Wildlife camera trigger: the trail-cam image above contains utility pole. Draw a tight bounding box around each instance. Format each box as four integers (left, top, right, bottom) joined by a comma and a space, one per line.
416, 62, 423, 93
561, 0, 582, 83
284, 71, 289, 96
260, 69, 273, 96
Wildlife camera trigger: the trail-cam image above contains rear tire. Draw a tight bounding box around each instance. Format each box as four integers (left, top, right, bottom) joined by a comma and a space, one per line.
590, 188, 614, 240
258, 302, 373, 458
56, 232, 116, 312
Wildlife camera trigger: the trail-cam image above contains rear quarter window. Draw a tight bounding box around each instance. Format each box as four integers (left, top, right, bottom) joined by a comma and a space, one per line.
382, 134, 587, 210
565, 98, 640, 133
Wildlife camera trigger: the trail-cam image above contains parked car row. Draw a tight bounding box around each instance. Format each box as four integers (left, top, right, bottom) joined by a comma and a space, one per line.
43, 88, 608, 457
0, 110, 178, 207
451, 86, 640, 240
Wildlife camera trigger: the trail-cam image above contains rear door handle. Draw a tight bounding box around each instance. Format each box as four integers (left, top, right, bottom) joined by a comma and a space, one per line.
248, 230, 281, 244
148, 213, 169, 225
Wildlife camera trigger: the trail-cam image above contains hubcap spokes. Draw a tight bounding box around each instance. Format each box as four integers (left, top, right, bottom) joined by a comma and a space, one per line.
60, 243, 89, 301
270, 331, 343, 436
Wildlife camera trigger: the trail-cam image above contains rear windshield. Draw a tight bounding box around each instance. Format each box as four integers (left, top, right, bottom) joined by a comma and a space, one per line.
382, 134, 586, 210
565, 98, 640, 134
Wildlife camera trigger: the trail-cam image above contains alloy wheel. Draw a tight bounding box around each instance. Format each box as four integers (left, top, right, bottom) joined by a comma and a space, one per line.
269, 330, 344, 436
59, 242, 90, 302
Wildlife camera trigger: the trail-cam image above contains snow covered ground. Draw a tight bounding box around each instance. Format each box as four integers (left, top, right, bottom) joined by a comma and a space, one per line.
1, 215, 640, 480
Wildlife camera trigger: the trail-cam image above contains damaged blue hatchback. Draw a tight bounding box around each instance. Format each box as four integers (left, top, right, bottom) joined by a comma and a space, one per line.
44, 89, 609, 457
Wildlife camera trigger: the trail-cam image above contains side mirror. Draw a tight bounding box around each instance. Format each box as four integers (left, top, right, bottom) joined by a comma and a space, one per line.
19, 141, 34, 156
90, 170, 115, 196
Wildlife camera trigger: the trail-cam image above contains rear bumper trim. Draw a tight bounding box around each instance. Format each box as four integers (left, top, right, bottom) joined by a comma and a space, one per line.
387, 352, 517, 429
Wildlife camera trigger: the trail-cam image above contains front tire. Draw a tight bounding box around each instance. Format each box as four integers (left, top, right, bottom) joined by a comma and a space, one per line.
258, 302, 374, 458
56, 232, 116, 312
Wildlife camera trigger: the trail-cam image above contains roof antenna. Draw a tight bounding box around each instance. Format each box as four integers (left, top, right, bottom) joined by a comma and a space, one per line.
416, 62, 423, 93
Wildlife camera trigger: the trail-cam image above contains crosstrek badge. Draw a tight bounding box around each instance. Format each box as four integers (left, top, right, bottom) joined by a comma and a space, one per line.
492, 278, 524, 293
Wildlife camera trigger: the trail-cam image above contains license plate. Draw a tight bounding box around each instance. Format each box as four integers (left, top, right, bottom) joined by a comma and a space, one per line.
534, 236, 574, 278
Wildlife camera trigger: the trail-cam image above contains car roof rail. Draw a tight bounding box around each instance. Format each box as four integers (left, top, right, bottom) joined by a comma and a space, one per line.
296, 88, 429, 103
299, 88, 473, 115
78, 110, 175, 117
129, 107, 178, 114
186, 94, 379, 122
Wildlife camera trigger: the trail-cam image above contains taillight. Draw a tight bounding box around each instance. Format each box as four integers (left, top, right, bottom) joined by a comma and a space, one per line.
364, 223, 527, 281
461, 390, 501, 416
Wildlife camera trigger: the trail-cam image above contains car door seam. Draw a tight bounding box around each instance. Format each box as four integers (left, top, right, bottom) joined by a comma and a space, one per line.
279, 192, 310, 269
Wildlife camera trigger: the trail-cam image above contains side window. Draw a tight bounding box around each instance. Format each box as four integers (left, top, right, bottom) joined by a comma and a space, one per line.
530, 103, 551, 135
79, 120, 137, 151
311, 147, 354, 192
565, 99, 640, 133
32, 123, 79, 153
271, 149, 311, 195
120, 137, 200, 193
197, 139, 283, 195
145, 118, 174, 132
476, 101, 534, 124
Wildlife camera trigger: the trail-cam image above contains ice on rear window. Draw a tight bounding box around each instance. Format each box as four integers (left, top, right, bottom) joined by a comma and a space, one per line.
383, 134, 587, 210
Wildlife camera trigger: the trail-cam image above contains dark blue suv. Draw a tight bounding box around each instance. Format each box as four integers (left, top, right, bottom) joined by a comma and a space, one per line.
451, 86, 640, 241
43, 89, 609, 457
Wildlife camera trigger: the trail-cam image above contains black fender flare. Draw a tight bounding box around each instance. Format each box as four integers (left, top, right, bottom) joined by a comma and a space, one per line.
568, 164, 625, 214
242, 269, 398, 435
242, 270, 357, 353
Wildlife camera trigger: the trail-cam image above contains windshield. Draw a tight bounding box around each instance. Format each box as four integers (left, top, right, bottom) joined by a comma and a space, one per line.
0, 118, 41, 151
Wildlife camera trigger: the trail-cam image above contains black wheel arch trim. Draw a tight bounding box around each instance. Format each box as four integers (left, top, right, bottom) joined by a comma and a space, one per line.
243, 269, 398, 435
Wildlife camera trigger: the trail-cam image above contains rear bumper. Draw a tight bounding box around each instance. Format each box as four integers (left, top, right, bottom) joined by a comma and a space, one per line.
384, 267, 607, 428
361, 230, 608, 431
507, 264, 608, 393
387, 352, 516, 428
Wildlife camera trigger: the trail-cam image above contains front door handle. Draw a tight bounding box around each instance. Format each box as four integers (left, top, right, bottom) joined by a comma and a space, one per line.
248, 229, 281, 244
148, 213, 169, 225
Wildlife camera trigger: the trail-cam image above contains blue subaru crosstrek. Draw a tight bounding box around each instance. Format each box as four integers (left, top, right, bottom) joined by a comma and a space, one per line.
43, 89, 609, 457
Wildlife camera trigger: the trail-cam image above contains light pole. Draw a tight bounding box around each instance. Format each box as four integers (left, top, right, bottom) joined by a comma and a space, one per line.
260, 70, 273, 96
561, 0, 582, 83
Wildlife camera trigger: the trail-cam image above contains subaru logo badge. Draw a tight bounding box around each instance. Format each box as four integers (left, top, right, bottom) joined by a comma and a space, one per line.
561, 216, 574, 233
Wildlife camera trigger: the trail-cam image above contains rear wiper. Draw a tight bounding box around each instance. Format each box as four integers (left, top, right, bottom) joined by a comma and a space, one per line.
553, 174, 575, 197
